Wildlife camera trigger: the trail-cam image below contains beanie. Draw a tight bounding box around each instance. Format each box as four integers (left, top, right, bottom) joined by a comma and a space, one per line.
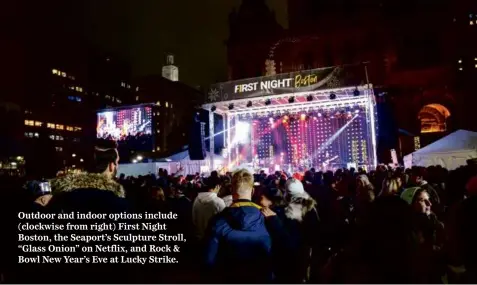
400, 187, 421, 205
285, 178, 306, 197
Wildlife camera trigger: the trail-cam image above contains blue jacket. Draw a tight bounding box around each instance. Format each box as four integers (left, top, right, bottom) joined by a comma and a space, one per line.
204, 200, 273, 283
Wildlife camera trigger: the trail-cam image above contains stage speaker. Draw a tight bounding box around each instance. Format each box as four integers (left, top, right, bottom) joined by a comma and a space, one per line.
189, 121, 206, 160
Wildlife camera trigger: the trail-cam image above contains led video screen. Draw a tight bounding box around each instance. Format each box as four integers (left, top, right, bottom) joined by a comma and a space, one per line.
96, 106, 152, 141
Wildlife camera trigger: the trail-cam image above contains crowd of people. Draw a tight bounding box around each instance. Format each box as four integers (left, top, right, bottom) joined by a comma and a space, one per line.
5, 139, 477, 283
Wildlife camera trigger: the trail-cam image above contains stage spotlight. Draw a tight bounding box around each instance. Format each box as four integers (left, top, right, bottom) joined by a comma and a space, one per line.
282, 119, 287, 124
246, 101, 252, 107
288, 97, 295, 103
211, 105, 216, 112
306, 95, 313, 102
353, 88, 360, 96
265, 99, 271, 105
329, 93, 337, 100
300, 114, 306, 121
228, 103, 234, 110
313, 116, 318, 120
317, 112, 322, 117
235, 121, 250, 143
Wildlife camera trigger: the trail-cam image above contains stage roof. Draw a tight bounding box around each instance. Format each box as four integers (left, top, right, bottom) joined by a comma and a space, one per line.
204, 64, 371, 115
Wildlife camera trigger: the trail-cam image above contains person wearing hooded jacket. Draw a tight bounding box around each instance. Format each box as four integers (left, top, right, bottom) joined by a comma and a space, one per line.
275, 178, 323, 283
203, 169, 277, 283
192, 177, 226, 241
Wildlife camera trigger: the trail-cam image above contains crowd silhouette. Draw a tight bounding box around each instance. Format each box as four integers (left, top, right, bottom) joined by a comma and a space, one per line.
4, 139, 477, 283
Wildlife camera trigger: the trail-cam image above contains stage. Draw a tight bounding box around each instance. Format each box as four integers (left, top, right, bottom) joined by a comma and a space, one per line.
203, 65, 378, 173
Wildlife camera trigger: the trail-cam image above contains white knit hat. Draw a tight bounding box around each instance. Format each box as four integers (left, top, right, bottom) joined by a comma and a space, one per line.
285, 178, 306, 197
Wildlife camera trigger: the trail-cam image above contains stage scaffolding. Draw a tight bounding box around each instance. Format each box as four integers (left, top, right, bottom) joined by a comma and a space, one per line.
203, 64, 379, 172
203, 84, 378, 172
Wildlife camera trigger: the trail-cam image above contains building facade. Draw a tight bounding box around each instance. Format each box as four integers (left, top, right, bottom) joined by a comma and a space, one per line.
226, 0, 477, 162
133, 75, 204, 159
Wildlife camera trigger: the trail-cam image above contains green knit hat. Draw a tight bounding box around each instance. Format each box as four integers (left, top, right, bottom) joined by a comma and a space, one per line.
400, 187, 422, 205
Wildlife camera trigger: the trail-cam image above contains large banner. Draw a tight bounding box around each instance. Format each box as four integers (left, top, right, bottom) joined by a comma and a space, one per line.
207, 65, 368, 103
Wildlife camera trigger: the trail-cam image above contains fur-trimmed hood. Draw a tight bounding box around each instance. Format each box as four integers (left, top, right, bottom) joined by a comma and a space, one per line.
50, 173, 125, 198
285, 195, 317, 222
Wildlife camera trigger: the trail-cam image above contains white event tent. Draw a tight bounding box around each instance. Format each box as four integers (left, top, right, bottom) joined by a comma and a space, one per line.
403, 130, 477, 170
118, 150, 225, 177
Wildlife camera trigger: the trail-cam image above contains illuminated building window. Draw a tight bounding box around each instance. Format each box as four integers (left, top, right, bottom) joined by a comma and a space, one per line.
117, 99, 122, 103
165, 102, 169, 108
71, 76, 75, 80
34, 121, 43, 127
74, 127, 82, 132
121, 82, 125, 87
471, 20, 474, 25
458, 59, 462, 63
136, 86, 139, 91
24, 120, 34, 126
156, 101, 161, 106
66, 126, 74, 131
136, 96, 139, 101
156, 146, 160, 151
47, 123, 55, 129
56, 124, 64, 130
61, 72, 66, 77
52, 69, 58, 74
105, 95, 110, 99
414, 137, 421, 150
171, 104, 173, 108
55, 147, 63, 152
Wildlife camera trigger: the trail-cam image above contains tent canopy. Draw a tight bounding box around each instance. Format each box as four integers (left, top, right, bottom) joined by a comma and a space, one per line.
158, 150, 224, 163
404, 130, 477, 170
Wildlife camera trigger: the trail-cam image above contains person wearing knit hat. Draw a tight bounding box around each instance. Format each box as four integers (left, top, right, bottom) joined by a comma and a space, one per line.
401, 187, 432, 216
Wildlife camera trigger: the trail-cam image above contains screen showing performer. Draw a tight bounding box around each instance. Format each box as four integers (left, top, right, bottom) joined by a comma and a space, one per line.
96, 106, 152, 141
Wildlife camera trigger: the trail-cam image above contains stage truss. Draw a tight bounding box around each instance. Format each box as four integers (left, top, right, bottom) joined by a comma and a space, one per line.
202, 84, 378, 172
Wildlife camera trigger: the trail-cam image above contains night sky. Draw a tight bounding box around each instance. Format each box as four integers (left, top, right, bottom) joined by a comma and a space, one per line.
73, 0, 287, 88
